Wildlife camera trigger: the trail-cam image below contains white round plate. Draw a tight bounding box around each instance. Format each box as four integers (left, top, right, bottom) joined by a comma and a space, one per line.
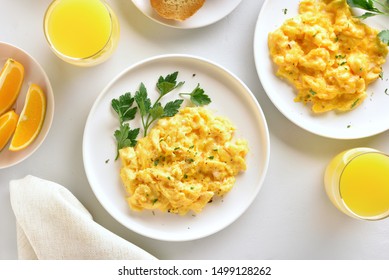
254, 0, 389, 139
0, 42, 54, 169
83, 54, 270, 241
131, 0, 242, 29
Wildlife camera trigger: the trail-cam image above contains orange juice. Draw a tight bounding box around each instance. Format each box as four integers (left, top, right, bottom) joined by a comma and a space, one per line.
324, 148, 389, 220
44, 0, 119, 66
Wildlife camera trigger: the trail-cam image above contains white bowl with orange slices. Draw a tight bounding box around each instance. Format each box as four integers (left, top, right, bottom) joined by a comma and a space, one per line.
0, 42, 54, 169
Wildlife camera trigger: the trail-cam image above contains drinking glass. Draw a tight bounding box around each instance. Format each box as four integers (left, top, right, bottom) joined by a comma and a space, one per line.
324, 147, 389, 220
43, 0, 120, 66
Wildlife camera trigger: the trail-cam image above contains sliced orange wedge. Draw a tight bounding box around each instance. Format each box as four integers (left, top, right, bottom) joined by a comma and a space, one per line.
9, 84, 46, 152
0, 58, 25, 116
0, 110, 19, 151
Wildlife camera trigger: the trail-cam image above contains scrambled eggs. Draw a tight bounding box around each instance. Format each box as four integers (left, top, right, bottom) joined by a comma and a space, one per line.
119, 107, 248, 215
268, 0, 388, 113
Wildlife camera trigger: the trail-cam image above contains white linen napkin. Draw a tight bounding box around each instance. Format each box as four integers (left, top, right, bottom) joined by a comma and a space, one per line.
9, 175, 156, 260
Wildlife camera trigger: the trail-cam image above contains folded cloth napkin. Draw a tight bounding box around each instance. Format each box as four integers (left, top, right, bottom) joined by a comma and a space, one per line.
9, 175, 156, 260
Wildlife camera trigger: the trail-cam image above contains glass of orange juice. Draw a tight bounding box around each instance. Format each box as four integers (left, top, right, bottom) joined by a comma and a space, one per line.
43, 0, 119, 66
324, 147, 389, 221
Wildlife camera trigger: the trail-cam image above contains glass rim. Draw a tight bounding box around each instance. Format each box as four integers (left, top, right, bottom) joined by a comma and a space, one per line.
43, 0, 115, 62
338, 151, 389, 221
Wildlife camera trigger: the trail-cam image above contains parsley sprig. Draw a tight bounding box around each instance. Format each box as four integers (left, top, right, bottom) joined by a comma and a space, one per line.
111, 71, 212, 159
135, 72, 184, 137
111, 92, 140, 159
347, 0, 389, 44
179, 83, 212, 106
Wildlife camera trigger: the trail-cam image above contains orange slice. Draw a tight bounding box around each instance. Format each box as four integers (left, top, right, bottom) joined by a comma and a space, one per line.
0, 58, 25, 116
0, 110, 19, 151
9, 84, 46, 151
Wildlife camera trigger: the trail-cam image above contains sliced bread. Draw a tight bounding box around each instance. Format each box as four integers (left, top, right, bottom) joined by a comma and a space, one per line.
150, 0, 206, 21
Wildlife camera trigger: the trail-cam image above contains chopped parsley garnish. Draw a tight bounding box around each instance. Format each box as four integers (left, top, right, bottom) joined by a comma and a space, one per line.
351, 98, 360, 108
335, 54, 346, 59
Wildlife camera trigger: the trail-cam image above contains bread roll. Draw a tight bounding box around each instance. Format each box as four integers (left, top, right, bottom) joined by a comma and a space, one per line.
150, 0, 206, 21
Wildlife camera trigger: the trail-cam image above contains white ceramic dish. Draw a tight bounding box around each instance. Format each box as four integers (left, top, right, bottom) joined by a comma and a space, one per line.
132, 0, 242, 29
254, 0, 389, 139
0, 42, 54, 169
83, 54, 270, 241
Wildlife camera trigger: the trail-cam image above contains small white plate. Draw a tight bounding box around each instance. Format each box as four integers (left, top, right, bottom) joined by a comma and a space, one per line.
0, 42, 54, 169
254, 0, 389, 139
132, 0, 242, 29
83, 54, 270, 241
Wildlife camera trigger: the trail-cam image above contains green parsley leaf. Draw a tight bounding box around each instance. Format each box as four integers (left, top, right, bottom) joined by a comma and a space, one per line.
163, 99, 184, 117
135, 83, 152, 117
149, 102, 165, 120
157, 71, 185, 96
378, 30, 389, 45
347, 0, 382, 14
358, 11, 379, 19
179, 84, 212, 106
114, 124, 140, 159
111, 92, 137, 124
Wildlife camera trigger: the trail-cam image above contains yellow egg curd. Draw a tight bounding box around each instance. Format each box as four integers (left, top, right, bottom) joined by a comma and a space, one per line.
268, 0, 388, 113
119, 107, 248, 215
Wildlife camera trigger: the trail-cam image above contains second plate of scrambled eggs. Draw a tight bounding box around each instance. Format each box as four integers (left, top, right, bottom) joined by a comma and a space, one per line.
254, 0, 389, 139
83, 54, 270, 241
